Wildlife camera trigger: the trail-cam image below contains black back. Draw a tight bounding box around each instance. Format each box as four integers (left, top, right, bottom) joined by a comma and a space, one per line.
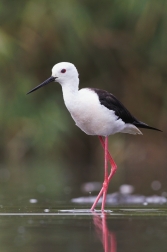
91, 88, 161, 132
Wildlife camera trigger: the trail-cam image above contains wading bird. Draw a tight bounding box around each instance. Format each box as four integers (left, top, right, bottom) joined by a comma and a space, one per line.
27, 62, 161, 211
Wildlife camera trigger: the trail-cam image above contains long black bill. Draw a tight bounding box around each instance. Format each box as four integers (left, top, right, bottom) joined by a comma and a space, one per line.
27, 76, 56, 94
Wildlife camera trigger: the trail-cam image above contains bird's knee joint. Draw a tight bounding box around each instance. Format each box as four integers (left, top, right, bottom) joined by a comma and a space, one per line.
103, 180, 109, 189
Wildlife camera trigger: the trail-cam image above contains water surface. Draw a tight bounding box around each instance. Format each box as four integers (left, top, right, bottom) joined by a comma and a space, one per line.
0, 201, 167, 252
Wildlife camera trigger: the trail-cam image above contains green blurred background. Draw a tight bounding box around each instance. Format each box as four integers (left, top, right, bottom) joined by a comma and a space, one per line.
0, 0, 167, 205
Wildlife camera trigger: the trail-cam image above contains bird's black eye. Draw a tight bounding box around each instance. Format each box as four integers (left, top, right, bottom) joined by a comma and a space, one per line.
61, 69, 66, 73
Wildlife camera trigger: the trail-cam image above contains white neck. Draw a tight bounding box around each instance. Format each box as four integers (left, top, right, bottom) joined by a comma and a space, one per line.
61, 77, 79, 111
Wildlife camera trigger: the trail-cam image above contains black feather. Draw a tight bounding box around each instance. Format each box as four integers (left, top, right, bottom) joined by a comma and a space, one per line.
91, 88, 162, 132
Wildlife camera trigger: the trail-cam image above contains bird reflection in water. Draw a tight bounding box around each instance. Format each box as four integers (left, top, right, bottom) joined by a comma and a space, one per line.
93, 213, 117, 252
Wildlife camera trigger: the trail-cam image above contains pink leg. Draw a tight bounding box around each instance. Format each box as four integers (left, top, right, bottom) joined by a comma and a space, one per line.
101, 137, 109, 211
98, 136, 117, 182
90, 136, 117, 211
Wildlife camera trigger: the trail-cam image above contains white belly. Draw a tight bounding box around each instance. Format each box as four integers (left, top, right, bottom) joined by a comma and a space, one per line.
71, 109, 123, 136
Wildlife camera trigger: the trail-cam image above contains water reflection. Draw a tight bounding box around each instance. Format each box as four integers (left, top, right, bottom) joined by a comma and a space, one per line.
93, 213, 116, 252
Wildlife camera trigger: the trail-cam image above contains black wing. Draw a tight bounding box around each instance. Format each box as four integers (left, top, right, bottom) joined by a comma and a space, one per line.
91, 88, 161, 132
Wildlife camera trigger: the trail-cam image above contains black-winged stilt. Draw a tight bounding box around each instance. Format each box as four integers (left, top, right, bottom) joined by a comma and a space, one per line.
27, 62, 162, 211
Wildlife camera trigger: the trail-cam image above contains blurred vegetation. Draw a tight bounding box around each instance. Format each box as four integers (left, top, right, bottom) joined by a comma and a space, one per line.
0, 0, 167, 203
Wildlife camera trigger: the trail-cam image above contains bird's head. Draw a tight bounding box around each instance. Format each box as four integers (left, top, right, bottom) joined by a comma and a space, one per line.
52, 62, 79, 85
27, 62, 79, 94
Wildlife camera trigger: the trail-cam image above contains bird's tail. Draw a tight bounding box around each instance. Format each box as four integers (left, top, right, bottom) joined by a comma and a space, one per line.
134, 121, 162, 132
